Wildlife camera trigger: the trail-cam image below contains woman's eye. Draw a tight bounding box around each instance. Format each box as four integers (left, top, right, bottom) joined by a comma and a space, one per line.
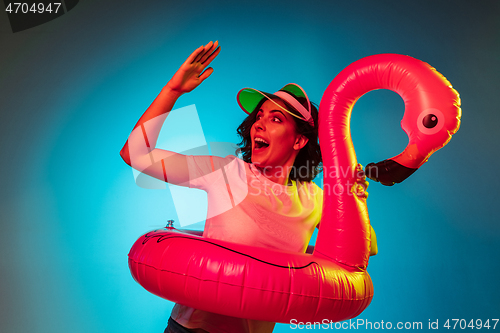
255, 114, 281, 123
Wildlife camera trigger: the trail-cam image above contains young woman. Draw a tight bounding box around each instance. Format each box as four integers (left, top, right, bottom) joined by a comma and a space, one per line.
121, 41, 371, 333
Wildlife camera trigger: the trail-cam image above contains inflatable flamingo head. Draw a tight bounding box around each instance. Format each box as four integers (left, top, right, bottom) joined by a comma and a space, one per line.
320, 54, 461, 186
357, 55, 462, 185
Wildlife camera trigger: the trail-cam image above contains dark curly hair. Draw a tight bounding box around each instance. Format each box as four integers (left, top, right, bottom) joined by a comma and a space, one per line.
236, 92, 322, 182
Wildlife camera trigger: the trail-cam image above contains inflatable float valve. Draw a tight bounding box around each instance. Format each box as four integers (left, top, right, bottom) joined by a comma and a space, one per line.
166, 220, 175, 229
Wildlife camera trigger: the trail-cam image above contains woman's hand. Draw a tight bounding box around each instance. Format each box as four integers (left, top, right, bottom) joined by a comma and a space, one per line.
166, 41, 221, 94
353, 163, 369, 199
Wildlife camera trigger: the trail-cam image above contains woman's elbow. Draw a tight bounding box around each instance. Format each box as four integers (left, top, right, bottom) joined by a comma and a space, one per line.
120, 143, 132, 166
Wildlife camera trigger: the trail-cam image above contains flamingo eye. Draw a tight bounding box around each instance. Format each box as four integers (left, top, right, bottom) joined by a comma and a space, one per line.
417, 108, 444, 135
422, 114, 438, 128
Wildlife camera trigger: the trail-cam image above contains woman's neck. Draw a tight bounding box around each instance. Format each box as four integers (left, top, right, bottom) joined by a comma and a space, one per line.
255, 165, 293, 186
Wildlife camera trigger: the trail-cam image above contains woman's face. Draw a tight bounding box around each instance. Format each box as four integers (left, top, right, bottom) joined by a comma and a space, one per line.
250, 99, 307, 171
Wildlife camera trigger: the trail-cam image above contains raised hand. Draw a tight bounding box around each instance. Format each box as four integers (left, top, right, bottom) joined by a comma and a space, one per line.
166, 41, 221, 94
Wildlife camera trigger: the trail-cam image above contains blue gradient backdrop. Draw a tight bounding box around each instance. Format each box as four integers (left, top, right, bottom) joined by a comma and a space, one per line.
1, 0, 498, 332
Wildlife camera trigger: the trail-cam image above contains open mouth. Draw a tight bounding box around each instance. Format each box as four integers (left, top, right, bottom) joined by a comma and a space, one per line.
254, 137, 270, 151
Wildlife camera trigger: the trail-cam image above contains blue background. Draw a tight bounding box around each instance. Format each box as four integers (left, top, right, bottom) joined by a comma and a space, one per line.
1, 0, 499, 332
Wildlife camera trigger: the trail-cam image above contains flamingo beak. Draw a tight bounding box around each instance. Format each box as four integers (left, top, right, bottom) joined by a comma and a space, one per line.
365, 160, 417, 186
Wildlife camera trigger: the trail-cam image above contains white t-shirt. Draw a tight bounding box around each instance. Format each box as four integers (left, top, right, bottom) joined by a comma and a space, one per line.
172, 155, 323, 333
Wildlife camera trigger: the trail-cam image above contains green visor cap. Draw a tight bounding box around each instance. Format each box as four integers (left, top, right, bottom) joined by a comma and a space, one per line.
236, 83, 314, 127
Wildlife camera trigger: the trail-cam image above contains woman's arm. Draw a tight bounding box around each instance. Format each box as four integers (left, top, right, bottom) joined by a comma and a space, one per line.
120, 41, 221, 185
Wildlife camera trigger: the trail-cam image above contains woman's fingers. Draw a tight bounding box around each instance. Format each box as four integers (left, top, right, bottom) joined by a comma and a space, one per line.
170, 42, 219, 92
355, 163, 365, 178
202, 44, 221, 67
182, 41, 220, 72
184, 45, 205, 66
198, 67, 214, 82
185, 41, 215, 66
352, 163, 369, 198
200, 40, 219, 64
193, 41, 214, 63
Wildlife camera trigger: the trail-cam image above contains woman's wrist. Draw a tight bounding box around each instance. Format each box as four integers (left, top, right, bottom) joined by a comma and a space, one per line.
162, 84, 184, 98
